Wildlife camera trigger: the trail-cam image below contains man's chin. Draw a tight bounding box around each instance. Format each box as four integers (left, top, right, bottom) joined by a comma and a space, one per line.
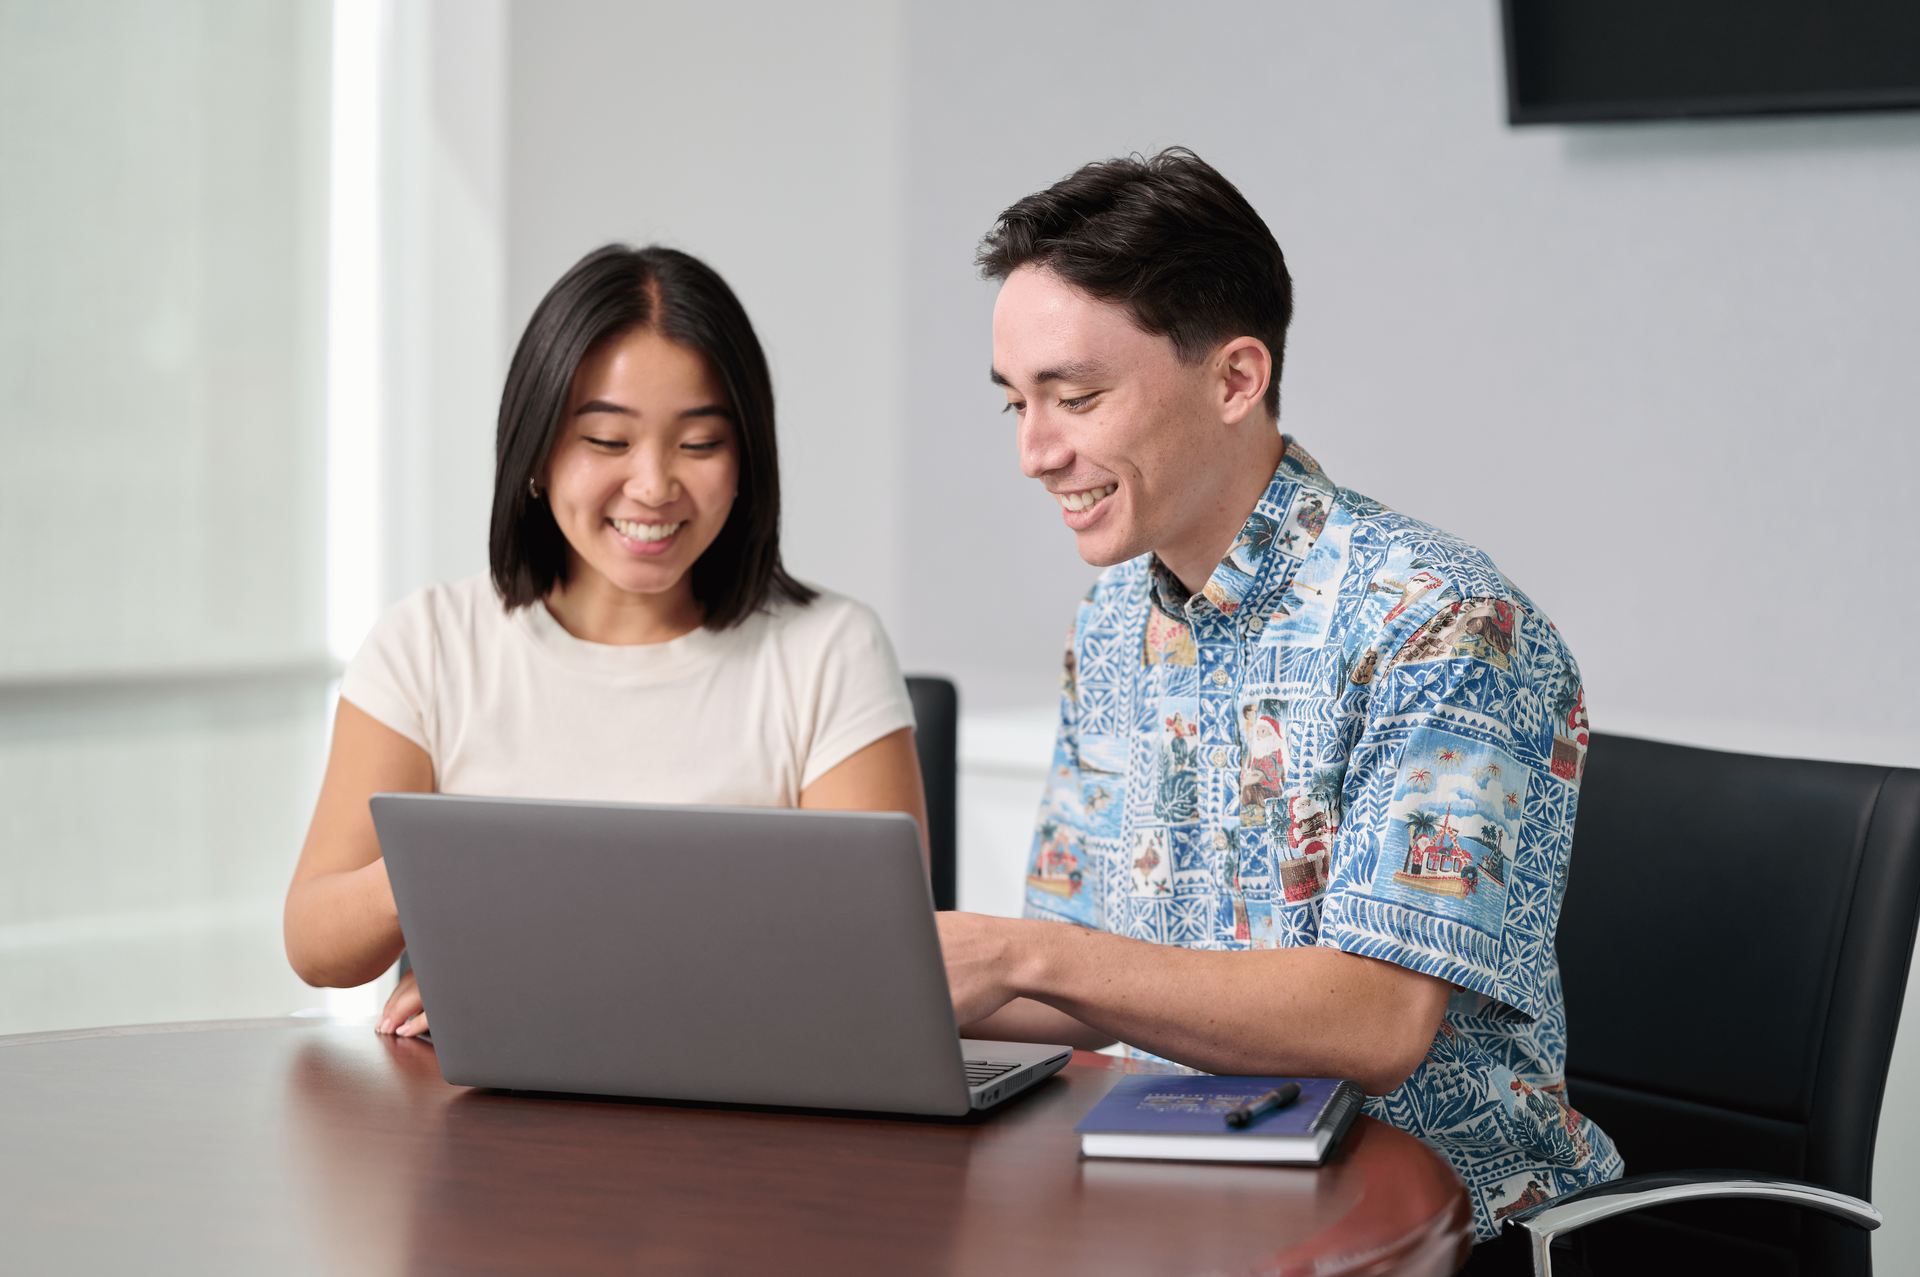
1073, 529, 1143, 569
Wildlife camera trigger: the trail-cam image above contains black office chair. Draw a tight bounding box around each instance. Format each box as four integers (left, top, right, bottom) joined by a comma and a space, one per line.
1500, 732, 1920, 1275
905, 675, 959, 912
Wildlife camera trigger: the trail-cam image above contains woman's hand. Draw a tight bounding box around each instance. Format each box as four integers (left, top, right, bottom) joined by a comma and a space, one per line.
378, 968, 429, 1038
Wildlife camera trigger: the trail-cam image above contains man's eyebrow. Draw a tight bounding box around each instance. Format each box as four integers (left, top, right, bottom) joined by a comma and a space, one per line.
573, 399, 637, 417
988, 360, 1106, 389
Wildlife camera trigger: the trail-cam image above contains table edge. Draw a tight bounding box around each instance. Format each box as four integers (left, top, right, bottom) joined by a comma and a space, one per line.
0, 1015, 336, 1048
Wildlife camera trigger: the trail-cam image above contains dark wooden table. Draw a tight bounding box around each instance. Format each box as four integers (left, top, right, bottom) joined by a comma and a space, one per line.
0, 1018, 1471, 1275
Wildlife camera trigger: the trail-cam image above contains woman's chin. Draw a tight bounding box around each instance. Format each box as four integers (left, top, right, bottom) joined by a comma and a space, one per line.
603, 563, 691, 597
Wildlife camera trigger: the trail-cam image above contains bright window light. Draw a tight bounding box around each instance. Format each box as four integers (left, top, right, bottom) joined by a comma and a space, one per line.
326, 0, 387, 662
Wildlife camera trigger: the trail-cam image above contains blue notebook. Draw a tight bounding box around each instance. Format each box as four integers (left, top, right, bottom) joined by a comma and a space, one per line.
1074, 1074, 1366, 1165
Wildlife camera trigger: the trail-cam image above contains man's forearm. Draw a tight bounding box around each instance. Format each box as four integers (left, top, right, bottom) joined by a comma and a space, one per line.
959, 997, 1116, 1050
1001, 920, 1450, 1094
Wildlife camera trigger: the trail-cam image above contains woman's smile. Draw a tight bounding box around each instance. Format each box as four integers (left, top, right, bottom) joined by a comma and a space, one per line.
608, 516, 685, 550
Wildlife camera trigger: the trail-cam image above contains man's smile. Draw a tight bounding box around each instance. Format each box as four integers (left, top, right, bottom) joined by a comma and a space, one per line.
1054, 484, 1116, 513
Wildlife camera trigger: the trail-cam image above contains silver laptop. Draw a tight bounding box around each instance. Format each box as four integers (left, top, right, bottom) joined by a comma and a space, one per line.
371, 793, 1072, 1116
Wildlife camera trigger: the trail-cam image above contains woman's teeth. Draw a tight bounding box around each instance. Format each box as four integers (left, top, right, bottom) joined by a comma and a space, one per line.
611, 518, 683, 543
1056, 484, 1116, 513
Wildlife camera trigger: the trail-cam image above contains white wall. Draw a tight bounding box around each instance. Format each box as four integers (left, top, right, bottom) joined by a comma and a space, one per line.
0, 0, 335, 1034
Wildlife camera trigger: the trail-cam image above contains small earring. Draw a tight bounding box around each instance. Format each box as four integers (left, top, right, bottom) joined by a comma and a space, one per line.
527, 477, 543, 500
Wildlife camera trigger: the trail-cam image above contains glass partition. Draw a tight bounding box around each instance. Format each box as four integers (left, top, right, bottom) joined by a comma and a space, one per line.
0, 0, 333, 1033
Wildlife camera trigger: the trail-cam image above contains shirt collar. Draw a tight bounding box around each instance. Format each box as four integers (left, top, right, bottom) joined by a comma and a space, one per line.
1147, 435, 1333, 621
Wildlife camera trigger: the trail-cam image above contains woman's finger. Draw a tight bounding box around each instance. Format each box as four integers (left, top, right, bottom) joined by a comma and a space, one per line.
378, 969, 423, 1034
396, 1009, 431, 1038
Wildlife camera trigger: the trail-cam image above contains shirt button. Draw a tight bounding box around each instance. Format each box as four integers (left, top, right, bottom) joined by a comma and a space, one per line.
1211, 747, 1234, 767
1211, 668, 1230, 687
1249, 614, 1265, 632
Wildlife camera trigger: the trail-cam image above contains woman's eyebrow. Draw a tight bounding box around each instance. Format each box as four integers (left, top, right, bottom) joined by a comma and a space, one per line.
679, 404, 734, 421
573, 398, 637, 417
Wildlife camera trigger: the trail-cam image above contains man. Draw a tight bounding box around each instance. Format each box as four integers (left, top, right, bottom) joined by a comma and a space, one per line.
936, 149, 1620, 1251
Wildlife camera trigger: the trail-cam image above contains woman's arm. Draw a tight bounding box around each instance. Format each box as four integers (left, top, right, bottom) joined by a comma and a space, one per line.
283, 698, 434, 989
799, 726, 931, 871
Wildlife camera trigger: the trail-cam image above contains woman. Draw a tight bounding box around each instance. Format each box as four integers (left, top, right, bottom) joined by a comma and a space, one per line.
283, 246, 925, 1036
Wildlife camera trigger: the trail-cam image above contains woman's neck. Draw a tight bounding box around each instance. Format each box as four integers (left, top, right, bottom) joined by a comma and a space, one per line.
542, 563, 704, 646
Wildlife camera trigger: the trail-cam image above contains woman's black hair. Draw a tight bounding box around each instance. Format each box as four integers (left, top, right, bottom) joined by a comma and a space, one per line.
489, 244, 815, 628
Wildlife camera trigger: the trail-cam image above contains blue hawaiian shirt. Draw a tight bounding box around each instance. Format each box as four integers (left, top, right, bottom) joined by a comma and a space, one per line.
1022, 437, 1621, 1239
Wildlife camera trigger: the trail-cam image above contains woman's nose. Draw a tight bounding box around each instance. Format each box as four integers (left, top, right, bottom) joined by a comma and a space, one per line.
624, 447, 678, 506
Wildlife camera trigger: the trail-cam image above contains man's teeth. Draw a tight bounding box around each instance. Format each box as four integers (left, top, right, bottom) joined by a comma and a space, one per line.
611, 518, 683, 543
1056, 484, 1116, 513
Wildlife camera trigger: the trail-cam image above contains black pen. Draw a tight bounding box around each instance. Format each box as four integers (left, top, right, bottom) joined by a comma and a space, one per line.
1223, 1082, 1301, 1129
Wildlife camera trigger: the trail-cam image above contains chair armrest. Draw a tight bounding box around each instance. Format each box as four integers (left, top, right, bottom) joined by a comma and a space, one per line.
1503, 1170, 1881, 1277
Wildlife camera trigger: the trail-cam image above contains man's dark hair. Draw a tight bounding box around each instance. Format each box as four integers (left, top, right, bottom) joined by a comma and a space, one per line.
489, 244, 814, 627
976, 147, 1292, 418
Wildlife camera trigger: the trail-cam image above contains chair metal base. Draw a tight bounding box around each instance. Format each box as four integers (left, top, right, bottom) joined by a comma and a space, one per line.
1502, 1170, 1880, 1277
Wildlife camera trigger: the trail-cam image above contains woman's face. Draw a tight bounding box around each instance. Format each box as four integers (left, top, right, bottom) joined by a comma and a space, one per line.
540, 327, 740, 606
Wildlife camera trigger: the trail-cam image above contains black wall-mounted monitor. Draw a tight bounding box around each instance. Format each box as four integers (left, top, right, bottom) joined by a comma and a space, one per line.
1502, 0, 1920, 124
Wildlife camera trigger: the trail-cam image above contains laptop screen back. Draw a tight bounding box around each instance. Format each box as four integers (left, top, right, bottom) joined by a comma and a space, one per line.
372, 794, 973, 1115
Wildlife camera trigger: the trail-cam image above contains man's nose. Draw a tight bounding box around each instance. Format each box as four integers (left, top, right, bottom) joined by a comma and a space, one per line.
1017, 407, 1072, 480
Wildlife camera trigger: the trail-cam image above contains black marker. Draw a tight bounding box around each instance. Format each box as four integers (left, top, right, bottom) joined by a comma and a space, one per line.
1223, 1082, 1301, 1129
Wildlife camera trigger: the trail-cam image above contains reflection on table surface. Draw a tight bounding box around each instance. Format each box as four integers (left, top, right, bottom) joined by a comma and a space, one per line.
1, 1019, 1469, 1276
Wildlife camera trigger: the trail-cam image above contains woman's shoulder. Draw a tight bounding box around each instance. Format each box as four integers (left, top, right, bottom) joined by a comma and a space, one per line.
751, 584, 888, 648
342, 576, 508, 750
352, 574, 513, 668
386, 573, 506, 632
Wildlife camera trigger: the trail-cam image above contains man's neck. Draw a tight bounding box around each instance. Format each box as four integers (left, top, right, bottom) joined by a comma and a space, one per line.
1155, 429, 1286, 597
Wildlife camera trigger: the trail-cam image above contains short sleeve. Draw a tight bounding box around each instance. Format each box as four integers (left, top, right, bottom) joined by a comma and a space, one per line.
1317, 594, 1588, 1021
338, 588, 438, 754
794, 598, 917, 791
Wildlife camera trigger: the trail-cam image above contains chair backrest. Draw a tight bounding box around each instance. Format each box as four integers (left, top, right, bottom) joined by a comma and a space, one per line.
905, 675, 958, 912
1560, 731, 1920, 1276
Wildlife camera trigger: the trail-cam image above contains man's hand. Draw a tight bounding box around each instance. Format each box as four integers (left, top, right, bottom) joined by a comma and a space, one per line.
377, 968, 429, 1038
936, 911, 1027, 1026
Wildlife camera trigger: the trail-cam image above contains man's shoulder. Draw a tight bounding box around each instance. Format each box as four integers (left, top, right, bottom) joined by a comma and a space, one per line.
1329, 488, 1518, 605
1309, 487, 1571, 670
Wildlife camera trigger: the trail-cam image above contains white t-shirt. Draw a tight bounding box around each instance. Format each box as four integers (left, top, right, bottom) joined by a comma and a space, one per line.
339, 575, 915, 807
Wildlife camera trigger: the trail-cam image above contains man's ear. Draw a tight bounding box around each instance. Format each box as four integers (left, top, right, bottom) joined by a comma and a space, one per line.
1213, 337, 1274, 428
1214, 336, 1273, 427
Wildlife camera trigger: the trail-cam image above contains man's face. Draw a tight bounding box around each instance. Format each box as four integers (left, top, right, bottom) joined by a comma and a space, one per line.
991, 265, 1224, 569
